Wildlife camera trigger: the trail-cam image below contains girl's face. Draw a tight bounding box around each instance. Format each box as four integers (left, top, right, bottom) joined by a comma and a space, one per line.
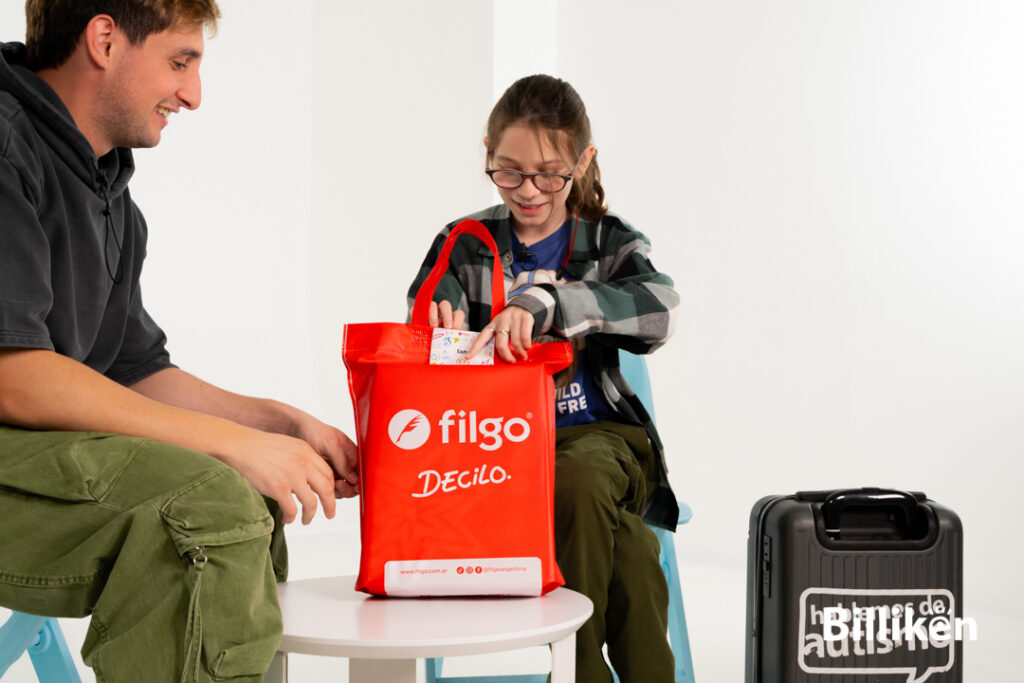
488, 124, 581, 240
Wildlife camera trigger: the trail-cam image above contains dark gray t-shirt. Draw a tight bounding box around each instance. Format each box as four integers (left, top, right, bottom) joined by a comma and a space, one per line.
0, 42, 173, 385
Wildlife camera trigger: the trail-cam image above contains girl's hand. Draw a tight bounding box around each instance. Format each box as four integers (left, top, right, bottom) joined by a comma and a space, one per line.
428, 300, 466, 330
468, 305, 535, 362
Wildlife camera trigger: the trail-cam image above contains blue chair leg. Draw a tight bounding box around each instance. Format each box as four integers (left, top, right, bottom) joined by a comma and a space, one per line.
28, 618, 82, 683
1, 612, 48, 675
655, 527, 695, 683
426, 656, 442, 683
0, 612, 81, 682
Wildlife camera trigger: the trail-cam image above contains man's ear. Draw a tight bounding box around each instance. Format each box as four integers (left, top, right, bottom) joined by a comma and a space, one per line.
83, 14, 117, 69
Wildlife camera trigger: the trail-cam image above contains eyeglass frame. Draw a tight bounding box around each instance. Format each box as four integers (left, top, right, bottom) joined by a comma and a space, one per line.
484, 154, 585, 193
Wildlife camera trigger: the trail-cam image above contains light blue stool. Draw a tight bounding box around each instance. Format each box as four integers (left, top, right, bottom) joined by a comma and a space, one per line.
0, 612, 81, 682
427, 351, 695, 683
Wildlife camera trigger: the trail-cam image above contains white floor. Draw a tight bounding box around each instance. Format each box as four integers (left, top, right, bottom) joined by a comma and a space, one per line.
2, 527, 1017, 682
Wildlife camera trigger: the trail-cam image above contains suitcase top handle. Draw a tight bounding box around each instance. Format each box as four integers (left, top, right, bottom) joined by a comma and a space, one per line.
820, 488, 932, 543
412, 220, 505, 327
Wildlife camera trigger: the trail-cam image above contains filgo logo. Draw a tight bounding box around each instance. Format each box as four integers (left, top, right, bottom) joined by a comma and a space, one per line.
388, 409, 431, 450
387, 409, 532, 451
438, 409, 531, 451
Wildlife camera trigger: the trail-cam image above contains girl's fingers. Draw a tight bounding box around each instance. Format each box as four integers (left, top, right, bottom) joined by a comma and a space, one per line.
468, 307, 532, 362
438, 300, 455, 328
494, 329, 516, 362
507, 309, 532, 360
429, 301, 465, 330
467, 327, 493, 358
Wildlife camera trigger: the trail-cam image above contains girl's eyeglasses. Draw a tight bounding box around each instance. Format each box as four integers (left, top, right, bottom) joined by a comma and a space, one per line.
485, 154, 584, 193
485, 168, 574, 193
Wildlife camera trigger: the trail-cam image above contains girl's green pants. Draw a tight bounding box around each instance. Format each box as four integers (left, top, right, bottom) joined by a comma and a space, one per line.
0, 425, 286, 683
554, 421, 675, 683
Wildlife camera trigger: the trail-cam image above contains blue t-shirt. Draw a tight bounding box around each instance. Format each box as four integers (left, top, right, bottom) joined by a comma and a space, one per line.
509, 223, 615, 428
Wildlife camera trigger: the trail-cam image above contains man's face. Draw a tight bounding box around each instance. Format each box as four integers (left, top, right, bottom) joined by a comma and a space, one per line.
95, 25, 205, 151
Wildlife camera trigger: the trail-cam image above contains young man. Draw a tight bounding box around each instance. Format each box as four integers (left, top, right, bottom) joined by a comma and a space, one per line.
0, 2, 358, 681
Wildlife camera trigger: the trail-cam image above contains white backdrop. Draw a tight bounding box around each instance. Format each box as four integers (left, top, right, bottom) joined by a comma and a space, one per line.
2, 0, 1022, 680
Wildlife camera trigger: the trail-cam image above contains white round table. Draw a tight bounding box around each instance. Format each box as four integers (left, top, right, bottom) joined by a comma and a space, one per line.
265, 575, 593, 683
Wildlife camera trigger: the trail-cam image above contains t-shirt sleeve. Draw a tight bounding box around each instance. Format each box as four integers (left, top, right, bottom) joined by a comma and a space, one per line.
0, 140, 56, 351
104, 202, 175, 386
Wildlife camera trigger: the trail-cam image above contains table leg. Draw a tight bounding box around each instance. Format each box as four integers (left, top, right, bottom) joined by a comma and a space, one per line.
549, 632, 577, 683
263, 652, 286, 683
349, 657, 417, 683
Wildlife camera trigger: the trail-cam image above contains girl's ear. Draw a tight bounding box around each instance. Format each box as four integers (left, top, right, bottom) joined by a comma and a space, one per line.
575, 144, 597, 178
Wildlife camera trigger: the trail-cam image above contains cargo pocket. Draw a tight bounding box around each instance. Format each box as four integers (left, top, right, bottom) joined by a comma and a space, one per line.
613, 448, 648, 516
162, 467, 282, 682
606, 422, 659, 516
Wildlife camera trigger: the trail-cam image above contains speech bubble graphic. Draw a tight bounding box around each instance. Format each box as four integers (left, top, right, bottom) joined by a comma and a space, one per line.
798, 587, 957, 683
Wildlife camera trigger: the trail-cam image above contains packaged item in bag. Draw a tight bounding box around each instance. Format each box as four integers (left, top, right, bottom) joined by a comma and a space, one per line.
430, 327, 494, 365
342, 219, 572, 596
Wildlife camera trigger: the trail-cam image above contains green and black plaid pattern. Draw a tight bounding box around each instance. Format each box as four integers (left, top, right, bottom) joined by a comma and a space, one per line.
406, 204, 681, 529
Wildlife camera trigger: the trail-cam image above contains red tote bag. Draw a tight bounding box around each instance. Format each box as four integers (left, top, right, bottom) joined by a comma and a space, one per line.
342, 220, 572, 596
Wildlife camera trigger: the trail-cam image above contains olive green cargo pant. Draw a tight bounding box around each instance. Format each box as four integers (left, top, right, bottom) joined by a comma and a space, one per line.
554, 421, 674, 683
0, 425, 287, 683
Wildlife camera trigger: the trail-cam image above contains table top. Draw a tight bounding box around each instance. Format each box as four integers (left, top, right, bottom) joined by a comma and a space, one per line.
276, 575, 593, 659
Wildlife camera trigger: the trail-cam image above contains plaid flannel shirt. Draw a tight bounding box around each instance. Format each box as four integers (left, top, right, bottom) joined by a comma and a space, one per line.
406, 204, 680, 529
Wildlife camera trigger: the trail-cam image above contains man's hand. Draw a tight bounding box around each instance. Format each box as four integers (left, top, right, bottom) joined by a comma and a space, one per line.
292, 415, 359, 500
130, 367, 360, 523
213, 425, 357, 525
217, 429, 339, 524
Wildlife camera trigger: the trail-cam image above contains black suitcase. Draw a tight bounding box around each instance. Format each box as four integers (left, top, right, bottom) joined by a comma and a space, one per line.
745, 488, 964, 683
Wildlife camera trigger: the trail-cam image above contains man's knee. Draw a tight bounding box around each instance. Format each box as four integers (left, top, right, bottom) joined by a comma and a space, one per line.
160, 465, 274, 553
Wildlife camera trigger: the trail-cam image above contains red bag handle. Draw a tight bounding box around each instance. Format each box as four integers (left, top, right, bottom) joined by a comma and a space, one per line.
412, 219, 505, 327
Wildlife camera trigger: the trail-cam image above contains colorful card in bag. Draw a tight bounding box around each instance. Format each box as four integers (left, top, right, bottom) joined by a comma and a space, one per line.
342, 220, 572, 596
430, 328, 494, 365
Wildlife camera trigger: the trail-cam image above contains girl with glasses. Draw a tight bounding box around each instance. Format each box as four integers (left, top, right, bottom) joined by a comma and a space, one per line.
405, 74, 680, 683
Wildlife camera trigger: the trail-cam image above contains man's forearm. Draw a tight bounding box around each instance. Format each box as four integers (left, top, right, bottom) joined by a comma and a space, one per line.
0, 348, 252, 460
0, 348, 358, 522
129, 367, 302, 436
